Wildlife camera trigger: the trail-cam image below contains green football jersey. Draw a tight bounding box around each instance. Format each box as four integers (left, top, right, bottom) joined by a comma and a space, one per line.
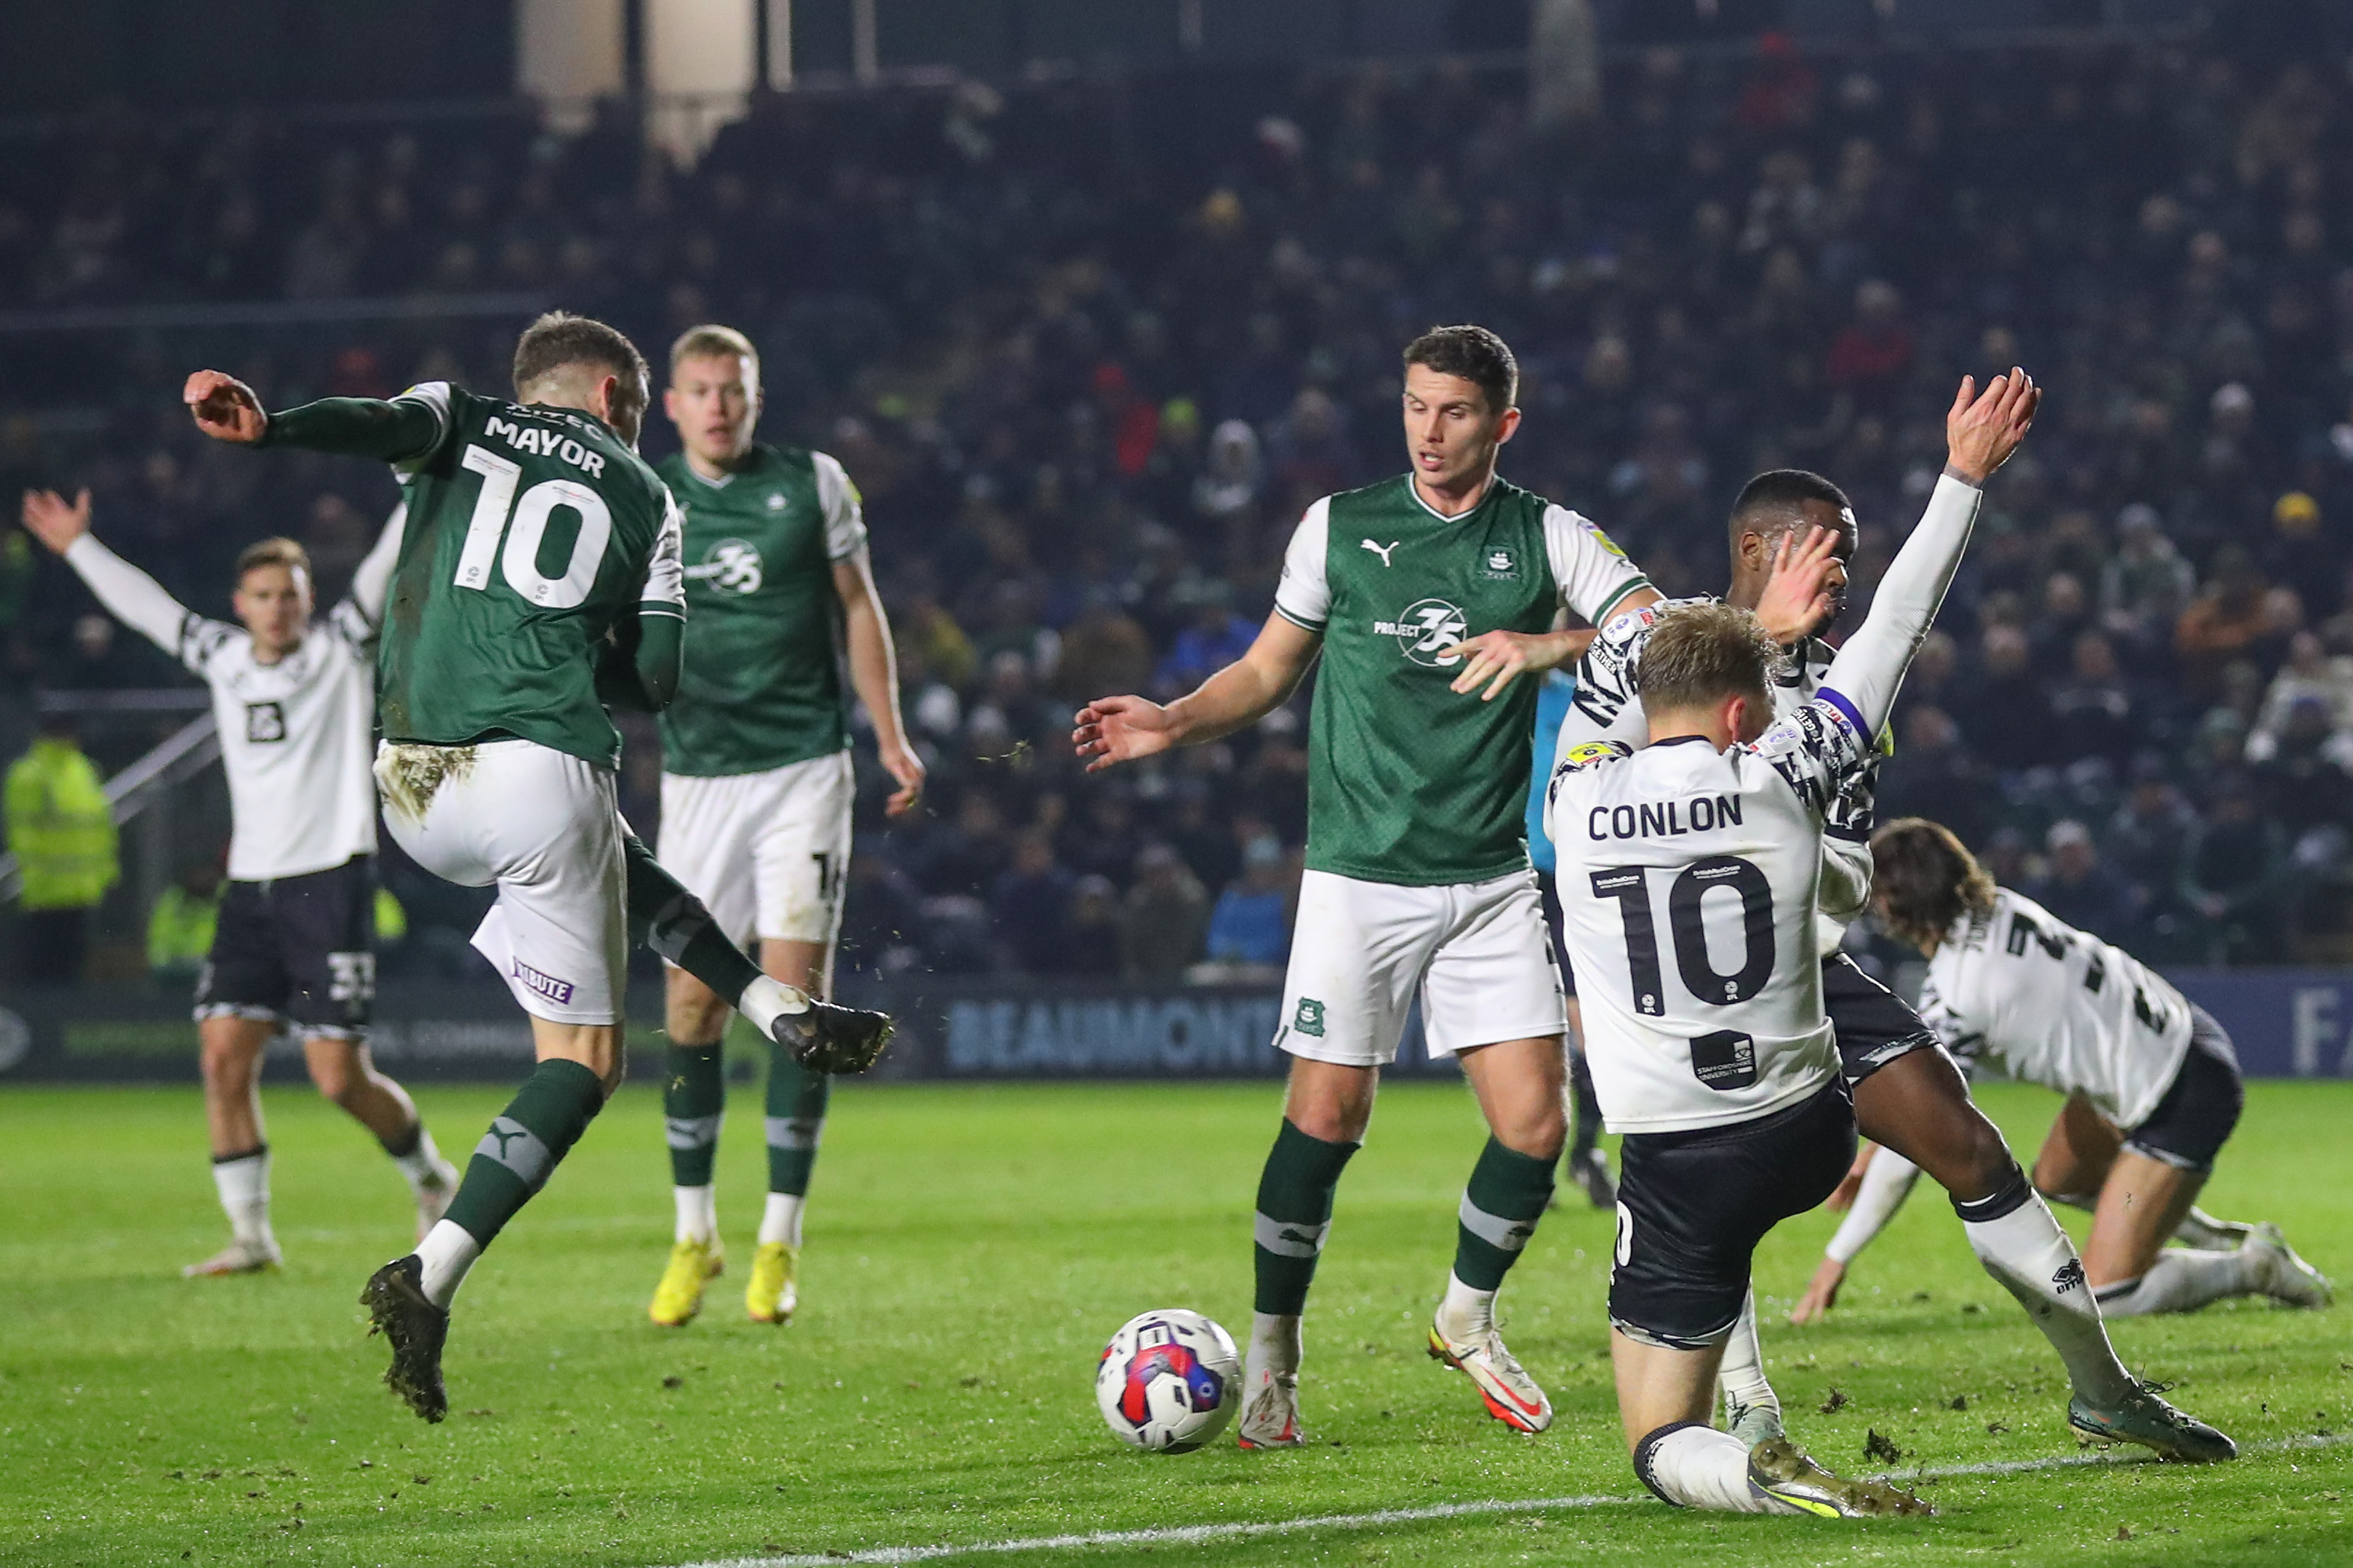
1272, 475, 1651, 886
653, 444, 867, 776
375, 382, 686, 768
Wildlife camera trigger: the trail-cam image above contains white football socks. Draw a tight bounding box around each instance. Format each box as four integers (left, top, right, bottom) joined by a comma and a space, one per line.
738, 976, 810, 1039
1248, 1311, 1303, 1376
388, 1126, 448, 1193
1715, 1288, 1779, 1426
1960, 1188, 2135, 1406
2094, 1247, 2259, 1317
1637, 1423, 1781, 1513
758, 1191, 805, 1248
673, 1184, 718, 1245
415, 1220, 481, 1308
212, 1148, 275, 1249
1435, 1272, 1497, 1341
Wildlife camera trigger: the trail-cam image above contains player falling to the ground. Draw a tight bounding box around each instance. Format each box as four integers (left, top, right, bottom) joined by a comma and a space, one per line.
1791, 817, 2332, 1319
646, 324, 925, 1330
1077, 325, 1661, 1445
1555, 479, 2231, 1463
1547, 369, 2222, 1518
20, 487, 460, 1276
185, 312, 890, 1421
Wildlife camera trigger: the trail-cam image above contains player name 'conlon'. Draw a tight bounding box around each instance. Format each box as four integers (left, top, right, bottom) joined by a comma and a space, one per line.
1582, 794, 1745, 841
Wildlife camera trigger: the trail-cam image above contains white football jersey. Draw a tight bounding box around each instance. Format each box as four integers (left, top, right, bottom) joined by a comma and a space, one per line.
1917, 887, 2194, 1130
65, 522, 397, 882
1546, 699, 1869, 1133
1558, 595, 1877, 942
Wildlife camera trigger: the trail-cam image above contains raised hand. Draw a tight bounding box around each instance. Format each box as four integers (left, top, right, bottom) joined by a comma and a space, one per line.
20, 488, 92, 555
1944, 366, 2040, 486
1073, 694, 1175, 773
1752, 523, 1842, 646
184, 369, 269, 444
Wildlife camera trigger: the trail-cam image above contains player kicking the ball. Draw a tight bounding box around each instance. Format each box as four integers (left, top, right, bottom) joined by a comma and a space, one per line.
1078, 326, 1661, 1446
1549, 369, 2222, 1518
645, 325, 924, 1330
1555, 473, 2233, 1463
21, 489, 460, 1274
186, 312, 889, 1422
1788, 816, 2331, 1322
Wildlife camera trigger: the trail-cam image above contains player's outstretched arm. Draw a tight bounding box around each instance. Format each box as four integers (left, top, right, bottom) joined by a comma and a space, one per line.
1074, 610, 1320, 771
23, 488, 194, 654
185, 369, 440, 462
833, 549, 925, 816
1817, 369, 2038, 739
1791, 1144, 1924, 1324
345, 504, 408, 630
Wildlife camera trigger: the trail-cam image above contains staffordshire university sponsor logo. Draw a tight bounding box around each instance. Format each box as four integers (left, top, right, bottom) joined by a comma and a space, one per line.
512, 957, 576, 1006
1371, 598, 1469, 667
685, 537, 763, 595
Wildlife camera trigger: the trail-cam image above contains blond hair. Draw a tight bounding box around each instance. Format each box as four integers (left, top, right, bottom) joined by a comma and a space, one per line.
1638, 600, 1779, 713
669, 323, 760, 380
234, 536, 310, 582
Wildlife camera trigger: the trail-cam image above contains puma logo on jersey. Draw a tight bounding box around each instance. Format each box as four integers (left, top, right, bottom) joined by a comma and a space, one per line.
685, 538, 764, 595
1360, 539, 1400, 566
483, 415, 608, 477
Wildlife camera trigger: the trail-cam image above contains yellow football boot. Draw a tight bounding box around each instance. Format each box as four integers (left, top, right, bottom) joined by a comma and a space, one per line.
746, 1242, 800, 1324
649, 1237, 723, 1327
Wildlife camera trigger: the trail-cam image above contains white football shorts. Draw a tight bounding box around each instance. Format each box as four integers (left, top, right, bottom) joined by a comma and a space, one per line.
658, 750, 854, 949
1275, 867, 1568, 1068
374, 738, 627, 1026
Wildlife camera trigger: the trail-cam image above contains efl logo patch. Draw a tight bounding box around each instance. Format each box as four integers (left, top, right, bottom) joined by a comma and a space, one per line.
512, 957, 576, 1006
1293, 997, 1326, 1037
244, 701, 286, 743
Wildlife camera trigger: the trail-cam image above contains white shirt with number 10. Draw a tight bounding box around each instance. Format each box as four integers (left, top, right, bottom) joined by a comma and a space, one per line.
1547, 703, 1871, 1134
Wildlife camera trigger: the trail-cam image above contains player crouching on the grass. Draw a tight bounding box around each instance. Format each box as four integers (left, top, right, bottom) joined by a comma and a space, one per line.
1547, 369, 2218, 1517
20, 486, 460, 1275
185, 312, 891, 1422
644, 325, 926, 1331
1077, 325, 1663, 1446
1791, 818, 2333, 1324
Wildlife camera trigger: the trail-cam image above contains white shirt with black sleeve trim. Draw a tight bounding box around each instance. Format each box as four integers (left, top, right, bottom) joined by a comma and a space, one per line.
1545, 702, 1869, 1133
1918, 887, 2197, 1130
61, 512, 403, 882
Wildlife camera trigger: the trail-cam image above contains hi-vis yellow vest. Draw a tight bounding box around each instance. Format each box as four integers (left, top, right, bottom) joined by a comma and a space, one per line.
4, 737, 119, 911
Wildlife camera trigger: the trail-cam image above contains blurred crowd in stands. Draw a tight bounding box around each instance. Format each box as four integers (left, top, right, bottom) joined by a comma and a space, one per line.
9, 29, 2353, 983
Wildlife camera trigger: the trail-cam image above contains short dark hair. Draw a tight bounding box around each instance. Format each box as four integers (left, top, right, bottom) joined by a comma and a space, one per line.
1869, 817, 1997, 952
512, 311, 649, 402
1728, 468, 1853, 546
1638, 600, 1779, 713
1403, 325, 1517, 413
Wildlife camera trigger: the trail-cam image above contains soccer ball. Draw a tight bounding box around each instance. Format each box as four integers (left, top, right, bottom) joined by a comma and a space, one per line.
1094, 1309, 1241, 1452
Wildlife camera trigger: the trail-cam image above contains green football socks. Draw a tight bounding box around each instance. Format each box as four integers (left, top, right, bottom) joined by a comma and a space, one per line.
765, 1050, 830, 1199
1453, 1137, 1555, 1292
665, 1043, 726, 1189
443, 1059, 606, 1249
1251, 1119, 1360, 1316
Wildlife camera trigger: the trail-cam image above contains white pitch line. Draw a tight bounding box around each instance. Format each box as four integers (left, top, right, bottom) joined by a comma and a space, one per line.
673, 1431, 2350, 1568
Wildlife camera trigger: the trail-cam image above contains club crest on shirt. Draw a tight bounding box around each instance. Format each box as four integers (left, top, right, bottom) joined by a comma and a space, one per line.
1293, 997, 1327, 1037
1478, 547, 1520, 580
1372, 598, 1468, 667
244, 701, 286, 743
685, 537, 764, 595
766, 491, 788, 511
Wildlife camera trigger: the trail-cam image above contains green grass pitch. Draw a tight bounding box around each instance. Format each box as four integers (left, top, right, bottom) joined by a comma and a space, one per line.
1, 1077, 2346, 1567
